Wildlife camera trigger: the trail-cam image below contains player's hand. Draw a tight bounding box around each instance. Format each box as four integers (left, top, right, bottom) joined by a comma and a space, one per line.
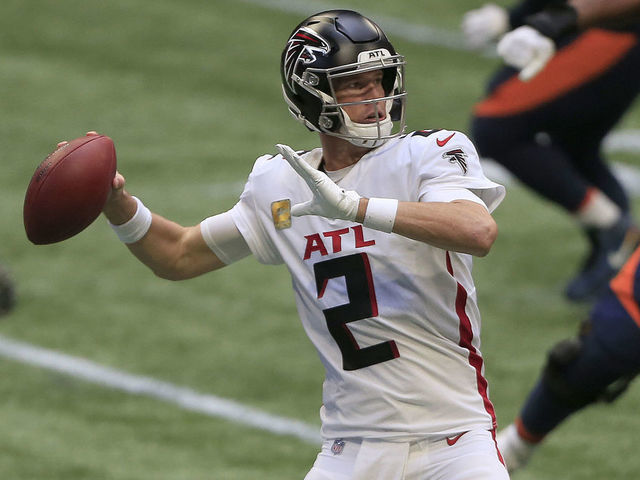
56, 130, 100, 149
109, 171, 126, 197
55, 130, 99, 149
497, 25, 555, 81
276, 144, 361, 221
461, 3, 509, 49
54, 130, 132, 224
56, 131, 120, 200
102, 170, 138, 225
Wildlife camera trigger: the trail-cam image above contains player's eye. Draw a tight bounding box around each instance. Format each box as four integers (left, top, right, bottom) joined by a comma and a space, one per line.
339, 79, 361, 90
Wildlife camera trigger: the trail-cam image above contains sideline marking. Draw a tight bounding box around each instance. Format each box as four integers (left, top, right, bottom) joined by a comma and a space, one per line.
0, 334, 321, 445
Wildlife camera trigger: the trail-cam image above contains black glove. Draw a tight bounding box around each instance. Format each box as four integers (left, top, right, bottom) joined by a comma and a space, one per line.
525, 2, 579, 40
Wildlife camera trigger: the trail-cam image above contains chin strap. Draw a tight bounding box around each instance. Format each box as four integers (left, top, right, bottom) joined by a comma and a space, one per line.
340, 104, 393, 148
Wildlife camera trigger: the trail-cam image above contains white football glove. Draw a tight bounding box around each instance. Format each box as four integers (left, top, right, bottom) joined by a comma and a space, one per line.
461, 3, 509, 49
497, 25, 556, 81
275, 144, 361, 221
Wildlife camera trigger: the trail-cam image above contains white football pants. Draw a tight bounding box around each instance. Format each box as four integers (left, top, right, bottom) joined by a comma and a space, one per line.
304, 429, 510, 480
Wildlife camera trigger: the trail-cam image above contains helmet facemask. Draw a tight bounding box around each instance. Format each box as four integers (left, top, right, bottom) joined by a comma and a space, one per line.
297, 53, 407, 148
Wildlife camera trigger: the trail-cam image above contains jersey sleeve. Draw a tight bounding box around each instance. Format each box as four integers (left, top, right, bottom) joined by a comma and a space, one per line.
200, 210, 251, 265
415, 130, 506, 213
228, 156, 284, 265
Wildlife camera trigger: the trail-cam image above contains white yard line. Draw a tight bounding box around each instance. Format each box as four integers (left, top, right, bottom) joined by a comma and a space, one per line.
0, 334, 321, 445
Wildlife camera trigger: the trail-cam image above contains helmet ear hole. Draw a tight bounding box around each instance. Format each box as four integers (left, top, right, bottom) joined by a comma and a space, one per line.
319, 116, 334, 129
319, 106, 344, 132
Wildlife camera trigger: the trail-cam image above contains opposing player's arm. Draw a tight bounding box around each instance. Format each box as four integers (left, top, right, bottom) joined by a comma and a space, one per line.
499, 0, 640, 80
103, 172, 227, 280
571, 0, 640, 27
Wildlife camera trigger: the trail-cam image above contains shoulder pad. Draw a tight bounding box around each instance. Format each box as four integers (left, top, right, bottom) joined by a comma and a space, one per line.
407, 129, 443, 139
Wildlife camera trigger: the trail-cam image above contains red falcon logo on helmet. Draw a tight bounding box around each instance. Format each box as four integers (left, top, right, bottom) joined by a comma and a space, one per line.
283, 27, 331, 91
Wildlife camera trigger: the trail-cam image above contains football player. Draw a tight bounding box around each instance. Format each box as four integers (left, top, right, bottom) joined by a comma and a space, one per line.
462, 0, 640, 301
496, 242, 640, 472
463, 2, 640, 472
0, 263, 15, 317
101, 9, 510, 480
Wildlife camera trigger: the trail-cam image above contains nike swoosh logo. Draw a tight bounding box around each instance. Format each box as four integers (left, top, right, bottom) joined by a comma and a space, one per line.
436, 133, 455, 147
446, 431, 468, 446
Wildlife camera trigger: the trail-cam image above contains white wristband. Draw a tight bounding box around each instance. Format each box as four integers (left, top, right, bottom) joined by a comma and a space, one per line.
362, 198, 398, 233
109, 196, 152, 244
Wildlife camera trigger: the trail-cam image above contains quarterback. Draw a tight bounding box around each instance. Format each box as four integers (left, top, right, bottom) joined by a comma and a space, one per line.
102, 10, 508, 480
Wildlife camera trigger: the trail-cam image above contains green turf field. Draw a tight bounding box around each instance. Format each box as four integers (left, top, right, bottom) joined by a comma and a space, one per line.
1, 0, 640, 478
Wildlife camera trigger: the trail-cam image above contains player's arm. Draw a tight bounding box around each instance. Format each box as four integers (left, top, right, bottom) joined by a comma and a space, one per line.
498, 0, 640, 80
276, 144, 498, 257
461, 0, 549, 49
359, 199, 498, 257
571, 0, 640, 27
103, 172, 228, 280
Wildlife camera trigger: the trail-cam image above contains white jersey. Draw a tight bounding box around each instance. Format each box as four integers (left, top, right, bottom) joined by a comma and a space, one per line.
226, 130, 505, 441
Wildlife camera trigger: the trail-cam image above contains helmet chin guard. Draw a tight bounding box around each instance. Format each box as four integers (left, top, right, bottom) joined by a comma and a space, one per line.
281, 10, 407, 147
338, 101, 394, 148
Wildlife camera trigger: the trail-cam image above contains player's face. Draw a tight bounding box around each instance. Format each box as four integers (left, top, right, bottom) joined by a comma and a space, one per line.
333, 70, 387, 124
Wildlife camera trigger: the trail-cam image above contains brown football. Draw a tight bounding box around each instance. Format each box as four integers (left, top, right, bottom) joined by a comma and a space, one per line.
24, 134, 117, 244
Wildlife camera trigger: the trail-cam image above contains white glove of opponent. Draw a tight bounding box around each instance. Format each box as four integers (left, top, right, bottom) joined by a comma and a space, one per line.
275, 144, 361, 221
461, 3, 510, 49
497, 25, 556, 81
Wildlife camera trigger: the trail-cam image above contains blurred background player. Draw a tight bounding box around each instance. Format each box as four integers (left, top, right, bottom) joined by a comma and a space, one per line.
0, 262, 16, 317
495, 242, 640, 472
463, 0, 640, 473
462, 0, 640, 301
